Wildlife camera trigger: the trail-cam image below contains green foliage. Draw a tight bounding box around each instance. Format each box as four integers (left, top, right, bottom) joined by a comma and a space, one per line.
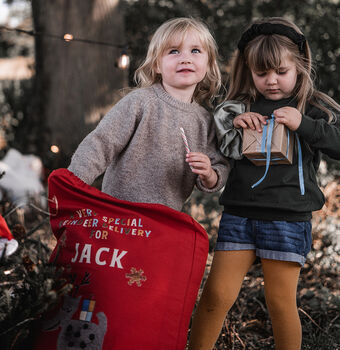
0, 79, 37, 157
0, 32, 15, 58
0, 219, 72, 350
123, 0, 340, 101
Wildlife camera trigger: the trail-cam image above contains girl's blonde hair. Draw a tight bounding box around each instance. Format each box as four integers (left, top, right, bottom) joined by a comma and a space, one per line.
226, 17, 339, 122
134, 17, 221, 107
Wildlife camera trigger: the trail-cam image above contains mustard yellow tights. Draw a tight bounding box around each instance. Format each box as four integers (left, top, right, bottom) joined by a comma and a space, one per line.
188, 250, 302, 350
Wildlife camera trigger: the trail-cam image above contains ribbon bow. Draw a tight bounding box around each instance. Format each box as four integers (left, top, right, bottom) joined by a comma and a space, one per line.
251, 114, 305, 195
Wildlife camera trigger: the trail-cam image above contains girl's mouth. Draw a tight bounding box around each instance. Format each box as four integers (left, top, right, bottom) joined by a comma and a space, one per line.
177, 69, 194, 73
267, 89, 280, 93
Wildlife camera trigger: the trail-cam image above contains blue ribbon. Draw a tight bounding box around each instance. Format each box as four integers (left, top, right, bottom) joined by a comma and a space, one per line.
251, 115, 275, 189
296, 134, 305, 195
252, 117, 290, 162
286, 127, 290, 157
251, 114, 305, 195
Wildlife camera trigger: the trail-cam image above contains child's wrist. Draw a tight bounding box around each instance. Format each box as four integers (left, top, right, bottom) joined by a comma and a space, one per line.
201, 170, 218, 189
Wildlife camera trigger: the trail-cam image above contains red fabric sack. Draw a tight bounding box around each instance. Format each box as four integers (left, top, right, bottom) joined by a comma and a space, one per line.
0, 214, 13, 240
34, 168, 208, 350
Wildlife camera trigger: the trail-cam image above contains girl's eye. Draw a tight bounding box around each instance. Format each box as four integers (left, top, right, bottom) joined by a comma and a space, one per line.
278, 70, 287, 75
192, 48, 201, 53
169, 49, 179, 54
256, 72, 266, 77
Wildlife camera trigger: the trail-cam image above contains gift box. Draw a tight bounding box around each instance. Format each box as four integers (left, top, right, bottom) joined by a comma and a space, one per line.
242, 118, 295, 166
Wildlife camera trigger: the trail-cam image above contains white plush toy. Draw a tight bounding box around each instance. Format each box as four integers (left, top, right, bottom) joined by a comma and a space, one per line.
0, 148, 44, 205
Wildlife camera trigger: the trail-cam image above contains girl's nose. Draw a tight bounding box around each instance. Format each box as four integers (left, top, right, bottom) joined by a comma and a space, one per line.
266, 72, 278, 84
180, 58, 192, 64
180, 52, 192, 64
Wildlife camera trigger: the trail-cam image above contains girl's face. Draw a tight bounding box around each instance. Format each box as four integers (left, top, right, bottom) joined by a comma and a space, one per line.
156, 30, 209, 102
250, 53, 298, 100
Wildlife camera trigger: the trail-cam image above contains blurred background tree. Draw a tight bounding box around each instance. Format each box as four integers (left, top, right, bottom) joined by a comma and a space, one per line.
0, 1, 339, 349
0, 0, 339, 170
122, 0, 339, 102
31, 0, 128, 169
0, 0, 129, 170
0, 0, 33, 160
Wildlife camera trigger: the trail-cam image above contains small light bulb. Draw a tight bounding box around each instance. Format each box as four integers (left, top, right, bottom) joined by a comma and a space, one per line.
117, 53, 130, 70
51, 145, 60, 153
64, 33, 74, 42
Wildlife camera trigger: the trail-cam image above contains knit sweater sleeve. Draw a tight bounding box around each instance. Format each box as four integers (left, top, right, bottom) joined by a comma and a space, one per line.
296, 105, 340, 160
68, 90, 143, 184
196, 116, 230, 193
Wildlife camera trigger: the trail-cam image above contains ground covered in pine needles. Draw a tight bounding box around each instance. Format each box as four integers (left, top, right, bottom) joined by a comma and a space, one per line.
0, 175, 339, 350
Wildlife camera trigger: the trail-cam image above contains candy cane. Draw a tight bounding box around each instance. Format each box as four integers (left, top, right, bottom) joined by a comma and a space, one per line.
180, 127, 191, 154
180, 127, 193, 170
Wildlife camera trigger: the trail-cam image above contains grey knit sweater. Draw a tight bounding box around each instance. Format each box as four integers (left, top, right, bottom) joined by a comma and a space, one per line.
68, 83, 229, 211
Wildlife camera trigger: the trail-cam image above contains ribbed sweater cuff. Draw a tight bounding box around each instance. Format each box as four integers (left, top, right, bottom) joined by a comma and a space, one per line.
195, 166, 225, 193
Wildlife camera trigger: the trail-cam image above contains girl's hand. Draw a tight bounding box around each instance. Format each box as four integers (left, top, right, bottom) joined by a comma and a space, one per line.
186, 152, 217, 188
273, 107, 302, 131
233, 112, 268, 132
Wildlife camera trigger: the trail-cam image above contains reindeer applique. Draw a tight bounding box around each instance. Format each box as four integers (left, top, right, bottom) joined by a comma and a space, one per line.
43, 272, 107, 350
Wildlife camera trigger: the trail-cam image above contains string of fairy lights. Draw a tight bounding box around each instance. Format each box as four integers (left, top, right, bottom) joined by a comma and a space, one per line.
0, 25, 130, 155
0, 25, 130, 70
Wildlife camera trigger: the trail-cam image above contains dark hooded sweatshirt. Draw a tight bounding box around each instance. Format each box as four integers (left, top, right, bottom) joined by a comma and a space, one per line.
220, 95, 340, 221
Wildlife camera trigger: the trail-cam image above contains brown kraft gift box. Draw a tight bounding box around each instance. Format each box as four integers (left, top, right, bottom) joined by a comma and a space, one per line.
242, 119, 295, 166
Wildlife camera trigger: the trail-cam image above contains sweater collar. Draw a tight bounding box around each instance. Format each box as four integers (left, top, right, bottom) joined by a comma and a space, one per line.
152, 83, 203, 113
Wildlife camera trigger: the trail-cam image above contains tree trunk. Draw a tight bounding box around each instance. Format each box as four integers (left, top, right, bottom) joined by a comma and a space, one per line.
31, 0, 127, 169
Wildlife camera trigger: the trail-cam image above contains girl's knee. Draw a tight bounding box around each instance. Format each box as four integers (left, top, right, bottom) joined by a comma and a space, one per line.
200, 282, 239, 312
265, 292, 298, 317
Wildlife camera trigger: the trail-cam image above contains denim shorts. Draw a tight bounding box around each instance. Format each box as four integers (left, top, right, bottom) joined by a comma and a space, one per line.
215, 212, 312, 266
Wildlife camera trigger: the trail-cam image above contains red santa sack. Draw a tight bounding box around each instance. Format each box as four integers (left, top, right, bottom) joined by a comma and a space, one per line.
34, 168, 209, 350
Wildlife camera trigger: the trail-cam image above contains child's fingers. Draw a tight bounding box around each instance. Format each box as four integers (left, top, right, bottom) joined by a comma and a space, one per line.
186, 152, 209, 162
234, 113, 266, 130
234, 119, 247, 129
258, 115, 268, 125
186, 152, 202, 157
188, 161, 209, 172
233, 115, 247, 128
243, 115, 256, 130
248, 114, 268, 132
250, 113, 267, 129
252, 118, 264, 132
275, 114, 286, 122
188, 160, 208, 169
273, 110, 286, 119
186, 153, 211, 173
190, 163, 210, 177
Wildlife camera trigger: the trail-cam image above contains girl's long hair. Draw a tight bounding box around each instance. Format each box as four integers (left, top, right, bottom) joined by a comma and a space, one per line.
134, 17, 221, 107
226, 17, 339, 122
